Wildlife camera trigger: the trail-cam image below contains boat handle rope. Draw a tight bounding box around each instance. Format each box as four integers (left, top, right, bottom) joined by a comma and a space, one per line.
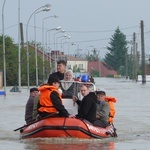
62, 117, 73, 137
81, 119, 92, 138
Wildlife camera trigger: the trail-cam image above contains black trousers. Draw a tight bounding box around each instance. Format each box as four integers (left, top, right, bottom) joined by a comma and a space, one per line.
93, 120, 110, 128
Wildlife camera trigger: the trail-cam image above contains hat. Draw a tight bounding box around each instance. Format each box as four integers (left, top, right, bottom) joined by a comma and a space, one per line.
30, 88, 38, 93
96, 88, 106, 95
48, 77, 60, 85
65, 70, 73, 76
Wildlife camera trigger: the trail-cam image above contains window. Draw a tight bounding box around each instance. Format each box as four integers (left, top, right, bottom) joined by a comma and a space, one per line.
78, 64, 83, 69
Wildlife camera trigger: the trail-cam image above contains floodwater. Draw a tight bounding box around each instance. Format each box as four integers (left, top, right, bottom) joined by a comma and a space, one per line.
0, 77, 150, 150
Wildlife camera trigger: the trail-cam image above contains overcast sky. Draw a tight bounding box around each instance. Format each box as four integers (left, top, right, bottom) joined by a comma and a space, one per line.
1, 0, 150, 58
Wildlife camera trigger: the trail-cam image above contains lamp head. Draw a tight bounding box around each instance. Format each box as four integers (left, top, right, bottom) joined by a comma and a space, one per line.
68, 36, 71, 39
44, 4, 51, 9
64, 34, 67, 37
56, 26, 61, 30
72, 43, 76, 45
61, 30, 65, 33
54, 15, 59, 18
43, 7, 51, 11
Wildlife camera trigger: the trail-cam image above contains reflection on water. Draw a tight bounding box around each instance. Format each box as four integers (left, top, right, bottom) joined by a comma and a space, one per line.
0, 78, 150, 150
23, 138, 115, 150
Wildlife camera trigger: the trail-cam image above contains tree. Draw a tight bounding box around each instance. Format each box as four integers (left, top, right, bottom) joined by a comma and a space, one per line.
0, 35, 53, 86
104, 27, 128, 75
0, 36, 19, 85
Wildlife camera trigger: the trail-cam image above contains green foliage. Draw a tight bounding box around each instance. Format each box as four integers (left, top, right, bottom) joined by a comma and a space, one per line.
104, 27, 128, 75
0, 36, 18, 85
0, 35, 52, 86
91, 70, 99, 77
86, 54, 95, 61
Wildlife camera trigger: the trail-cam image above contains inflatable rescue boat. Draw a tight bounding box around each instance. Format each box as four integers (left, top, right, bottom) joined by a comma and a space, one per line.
20, 116, 116, 139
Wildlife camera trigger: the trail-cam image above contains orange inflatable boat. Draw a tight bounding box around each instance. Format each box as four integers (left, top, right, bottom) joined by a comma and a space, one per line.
20, 116, 116, 139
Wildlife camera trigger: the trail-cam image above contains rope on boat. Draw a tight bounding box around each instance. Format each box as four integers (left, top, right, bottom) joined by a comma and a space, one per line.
62, 117, 73, 137
81, 119, 93, 138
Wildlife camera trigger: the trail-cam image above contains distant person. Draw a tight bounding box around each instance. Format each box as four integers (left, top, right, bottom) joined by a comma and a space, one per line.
25, 88, 39, 124
60, 70, 74, 98
48, 60, 67, 82
38, 77, 73, 118
74, 76, 81, 82
89, 75, 95, 84
72, 85, 97, 124
93, 89, 110, 128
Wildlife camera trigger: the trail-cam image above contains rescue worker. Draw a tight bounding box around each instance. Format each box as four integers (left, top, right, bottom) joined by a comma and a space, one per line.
38, 77, 72, 118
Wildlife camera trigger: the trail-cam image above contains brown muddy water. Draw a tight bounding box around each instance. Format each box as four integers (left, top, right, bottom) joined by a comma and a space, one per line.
0, 77, 150, 150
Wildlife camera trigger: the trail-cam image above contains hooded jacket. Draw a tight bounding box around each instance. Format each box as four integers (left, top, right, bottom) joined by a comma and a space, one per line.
76, 92, 97, 123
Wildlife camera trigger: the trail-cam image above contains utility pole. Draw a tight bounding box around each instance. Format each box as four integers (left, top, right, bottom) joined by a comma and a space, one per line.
140, 20, 146, 84
125, 50, 128, 79
132, 32, 137, 81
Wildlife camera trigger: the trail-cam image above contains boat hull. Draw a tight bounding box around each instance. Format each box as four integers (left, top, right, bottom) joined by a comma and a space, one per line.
20, 117, 115, 139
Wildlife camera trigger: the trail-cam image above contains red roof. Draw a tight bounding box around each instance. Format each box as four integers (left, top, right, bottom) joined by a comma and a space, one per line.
88, 61, 117, 77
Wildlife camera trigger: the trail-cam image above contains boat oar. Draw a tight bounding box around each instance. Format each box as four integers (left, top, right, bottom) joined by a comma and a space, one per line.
14, 112, 58, 132
112, 123, 118, 137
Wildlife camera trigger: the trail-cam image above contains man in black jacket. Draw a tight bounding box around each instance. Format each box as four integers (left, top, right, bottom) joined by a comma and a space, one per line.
73, 85, 97, 124
48, 60, 67, 82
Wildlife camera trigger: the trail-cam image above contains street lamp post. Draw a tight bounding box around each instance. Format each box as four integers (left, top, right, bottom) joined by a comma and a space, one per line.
56, 34, 67, 50
42, 15, 58, 82
2, 0, 7, 95
53, 30, 65, 51
93, 46, 107, 77
18, 0, 21, 92
53, 30, 65, 71
73, 43, 82, 57
61, 36, 71, 52
45, 26, 61, 73
44, 27, 61, 75
34, 9, 50, 87
26, 4, 51, 89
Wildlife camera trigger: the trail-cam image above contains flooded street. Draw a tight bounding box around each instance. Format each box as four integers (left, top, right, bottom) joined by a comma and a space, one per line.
0, 77, 150, 150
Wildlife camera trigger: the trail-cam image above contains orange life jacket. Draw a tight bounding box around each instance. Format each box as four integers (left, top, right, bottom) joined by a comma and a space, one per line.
105, 96, 117, 123
38, 85, 62, 113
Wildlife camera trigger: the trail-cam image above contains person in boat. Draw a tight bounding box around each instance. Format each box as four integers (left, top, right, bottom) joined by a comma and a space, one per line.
60, 70, 74, 98
32, 95, 40, 121
25, 88, 39, 124
38, 77, 72, 118
47, 60, 67, 82
93, 89, 110, 128
72, 85, 97, 124
88, 75, 95, 84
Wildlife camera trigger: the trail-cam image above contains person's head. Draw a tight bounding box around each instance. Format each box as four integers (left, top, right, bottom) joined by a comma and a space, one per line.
30, 88, 39, 98
96, 89, 106, 101
64, 70, 73, 81
48, 77, 60, 88
57, 60, 67, 73
80, 85, 90, 97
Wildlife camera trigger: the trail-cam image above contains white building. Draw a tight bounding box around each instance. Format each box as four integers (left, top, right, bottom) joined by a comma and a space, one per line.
66, 55, 88, 73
